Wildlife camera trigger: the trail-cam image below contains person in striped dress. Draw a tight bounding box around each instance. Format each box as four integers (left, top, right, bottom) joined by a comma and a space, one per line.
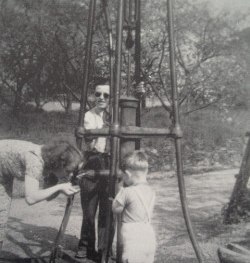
0, 139, 84, 250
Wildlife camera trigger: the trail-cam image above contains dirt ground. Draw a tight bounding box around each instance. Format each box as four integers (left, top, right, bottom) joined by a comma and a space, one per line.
1, 168, 250, 262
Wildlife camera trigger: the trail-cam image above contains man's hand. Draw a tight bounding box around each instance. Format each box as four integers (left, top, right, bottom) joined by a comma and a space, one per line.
108, 197, 114, 202
59, 183, 80, 196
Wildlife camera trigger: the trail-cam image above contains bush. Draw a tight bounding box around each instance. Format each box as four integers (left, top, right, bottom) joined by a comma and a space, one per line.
141, 107, 246, 170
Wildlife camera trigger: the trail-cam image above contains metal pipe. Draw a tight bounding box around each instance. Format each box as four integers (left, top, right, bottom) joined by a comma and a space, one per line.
134, 0, 141, 83
76, 126, 174, 138
127, 52, 132, 95
126, 0, 133, 95
49, 198, 74, 263
113, 0, 124, 127
134, 0, 141, 149
101, 0, 125, 262
76, 169, 123, 180
167, 0, 205, 262
102, 0, 114, 117
77, 0, 96, 149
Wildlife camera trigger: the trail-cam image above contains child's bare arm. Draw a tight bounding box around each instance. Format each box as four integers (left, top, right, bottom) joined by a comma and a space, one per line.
112, 199, 124, 214
112, 196, 124, 214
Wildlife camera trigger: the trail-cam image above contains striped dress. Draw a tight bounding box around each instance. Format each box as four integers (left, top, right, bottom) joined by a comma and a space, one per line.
0, 140, 44, 248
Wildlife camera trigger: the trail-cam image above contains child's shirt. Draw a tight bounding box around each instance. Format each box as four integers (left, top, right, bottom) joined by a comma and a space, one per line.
114, 183, 155, 223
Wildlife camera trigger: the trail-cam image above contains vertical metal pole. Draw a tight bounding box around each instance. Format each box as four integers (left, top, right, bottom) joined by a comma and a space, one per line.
126, 53, 132, 96
101, 0, 124, 262
134, 0, 141, 84
50, 2, 96, 262
126, 0, 133, 95
134, 0, 141, 149
167, 0, 205, 262
77, 0, 96, 149
103, 0, 115, 106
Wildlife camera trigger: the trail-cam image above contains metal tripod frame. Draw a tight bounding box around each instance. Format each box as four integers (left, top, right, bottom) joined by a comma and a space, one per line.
51, 0, 206, 262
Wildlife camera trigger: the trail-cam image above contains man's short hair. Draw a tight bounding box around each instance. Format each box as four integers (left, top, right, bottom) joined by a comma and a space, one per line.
94, 76, 110, 87
121, 150, 148, 171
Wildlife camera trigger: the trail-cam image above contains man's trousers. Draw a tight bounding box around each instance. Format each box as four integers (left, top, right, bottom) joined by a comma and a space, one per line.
78, 152, 113, 256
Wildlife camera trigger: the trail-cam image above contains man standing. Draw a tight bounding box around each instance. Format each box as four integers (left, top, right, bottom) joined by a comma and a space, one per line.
76, 83, 111, 261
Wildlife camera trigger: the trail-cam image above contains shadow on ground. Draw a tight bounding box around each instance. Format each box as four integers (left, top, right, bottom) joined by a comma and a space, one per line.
1, 217, 79, 260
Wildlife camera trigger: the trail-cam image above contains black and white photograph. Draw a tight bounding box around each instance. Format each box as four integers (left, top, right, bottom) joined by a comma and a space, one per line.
0, 0, 250, 262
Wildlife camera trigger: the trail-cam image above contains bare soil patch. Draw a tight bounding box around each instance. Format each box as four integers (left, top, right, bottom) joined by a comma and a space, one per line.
2, 169, 250, 262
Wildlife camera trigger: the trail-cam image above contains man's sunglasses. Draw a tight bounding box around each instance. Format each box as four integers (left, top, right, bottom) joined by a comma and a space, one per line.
95, 92, 110, 99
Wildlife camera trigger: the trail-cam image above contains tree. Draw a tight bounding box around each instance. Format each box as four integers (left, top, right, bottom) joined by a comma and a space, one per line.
139, 0, 249, 118
0, 0, 91, 112
0, 2, 39, 113
0, 0, 56, 112
0, 0, 249, 116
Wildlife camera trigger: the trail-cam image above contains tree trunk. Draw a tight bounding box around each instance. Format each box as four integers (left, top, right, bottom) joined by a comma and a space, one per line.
65, 92, 72, 113
223, 136, 250, 224
34, 95, 42, 111
34, 72, 42, 110
13, 83, 23, 115
141, 97, 146, 109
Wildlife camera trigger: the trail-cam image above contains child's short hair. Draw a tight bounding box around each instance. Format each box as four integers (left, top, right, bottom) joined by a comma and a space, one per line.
121, 150, 148, 171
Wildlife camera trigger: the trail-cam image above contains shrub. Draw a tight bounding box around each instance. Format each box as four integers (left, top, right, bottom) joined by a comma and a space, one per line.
142, 107, 246, 170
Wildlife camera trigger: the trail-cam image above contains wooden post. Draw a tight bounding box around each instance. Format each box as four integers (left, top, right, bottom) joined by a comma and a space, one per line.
223, 135, 250, 224
218, 247, 250, 263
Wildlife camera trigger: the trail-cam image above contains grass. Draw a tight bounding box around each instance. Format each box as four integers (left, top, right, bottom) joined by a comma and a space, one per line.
0, 109, 77, 143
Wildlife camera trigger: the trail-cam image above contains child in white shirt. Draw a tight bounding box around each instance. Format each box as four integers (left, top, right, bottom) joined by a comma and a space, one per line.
112, 150, 156, 263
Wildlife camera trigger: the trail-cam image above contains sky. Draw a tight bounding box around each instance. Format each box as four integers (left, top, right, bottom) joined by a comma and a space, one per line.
199, 0, 250, 27
203, 0, 250, 12
211, 0, 250, 10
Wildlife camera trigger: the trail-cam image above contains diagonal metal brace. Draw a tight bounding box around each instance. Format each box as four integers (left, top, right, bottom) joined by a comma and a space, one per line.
49, 196, 74, 263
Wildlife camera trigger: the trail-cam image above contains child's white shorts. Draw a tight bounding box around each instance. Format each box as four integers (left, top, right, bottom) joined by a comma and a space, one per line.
121, 222, 156, 263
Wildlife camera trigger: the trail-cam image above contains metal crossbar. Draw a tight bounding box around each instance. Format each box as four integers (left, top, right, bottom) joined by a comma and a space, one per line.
76, 126, 179, 139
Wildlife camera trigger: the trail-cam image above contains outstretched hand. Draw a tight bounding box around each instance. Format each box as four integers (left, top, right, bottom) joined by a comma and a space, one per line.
59, 183, 80, 196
